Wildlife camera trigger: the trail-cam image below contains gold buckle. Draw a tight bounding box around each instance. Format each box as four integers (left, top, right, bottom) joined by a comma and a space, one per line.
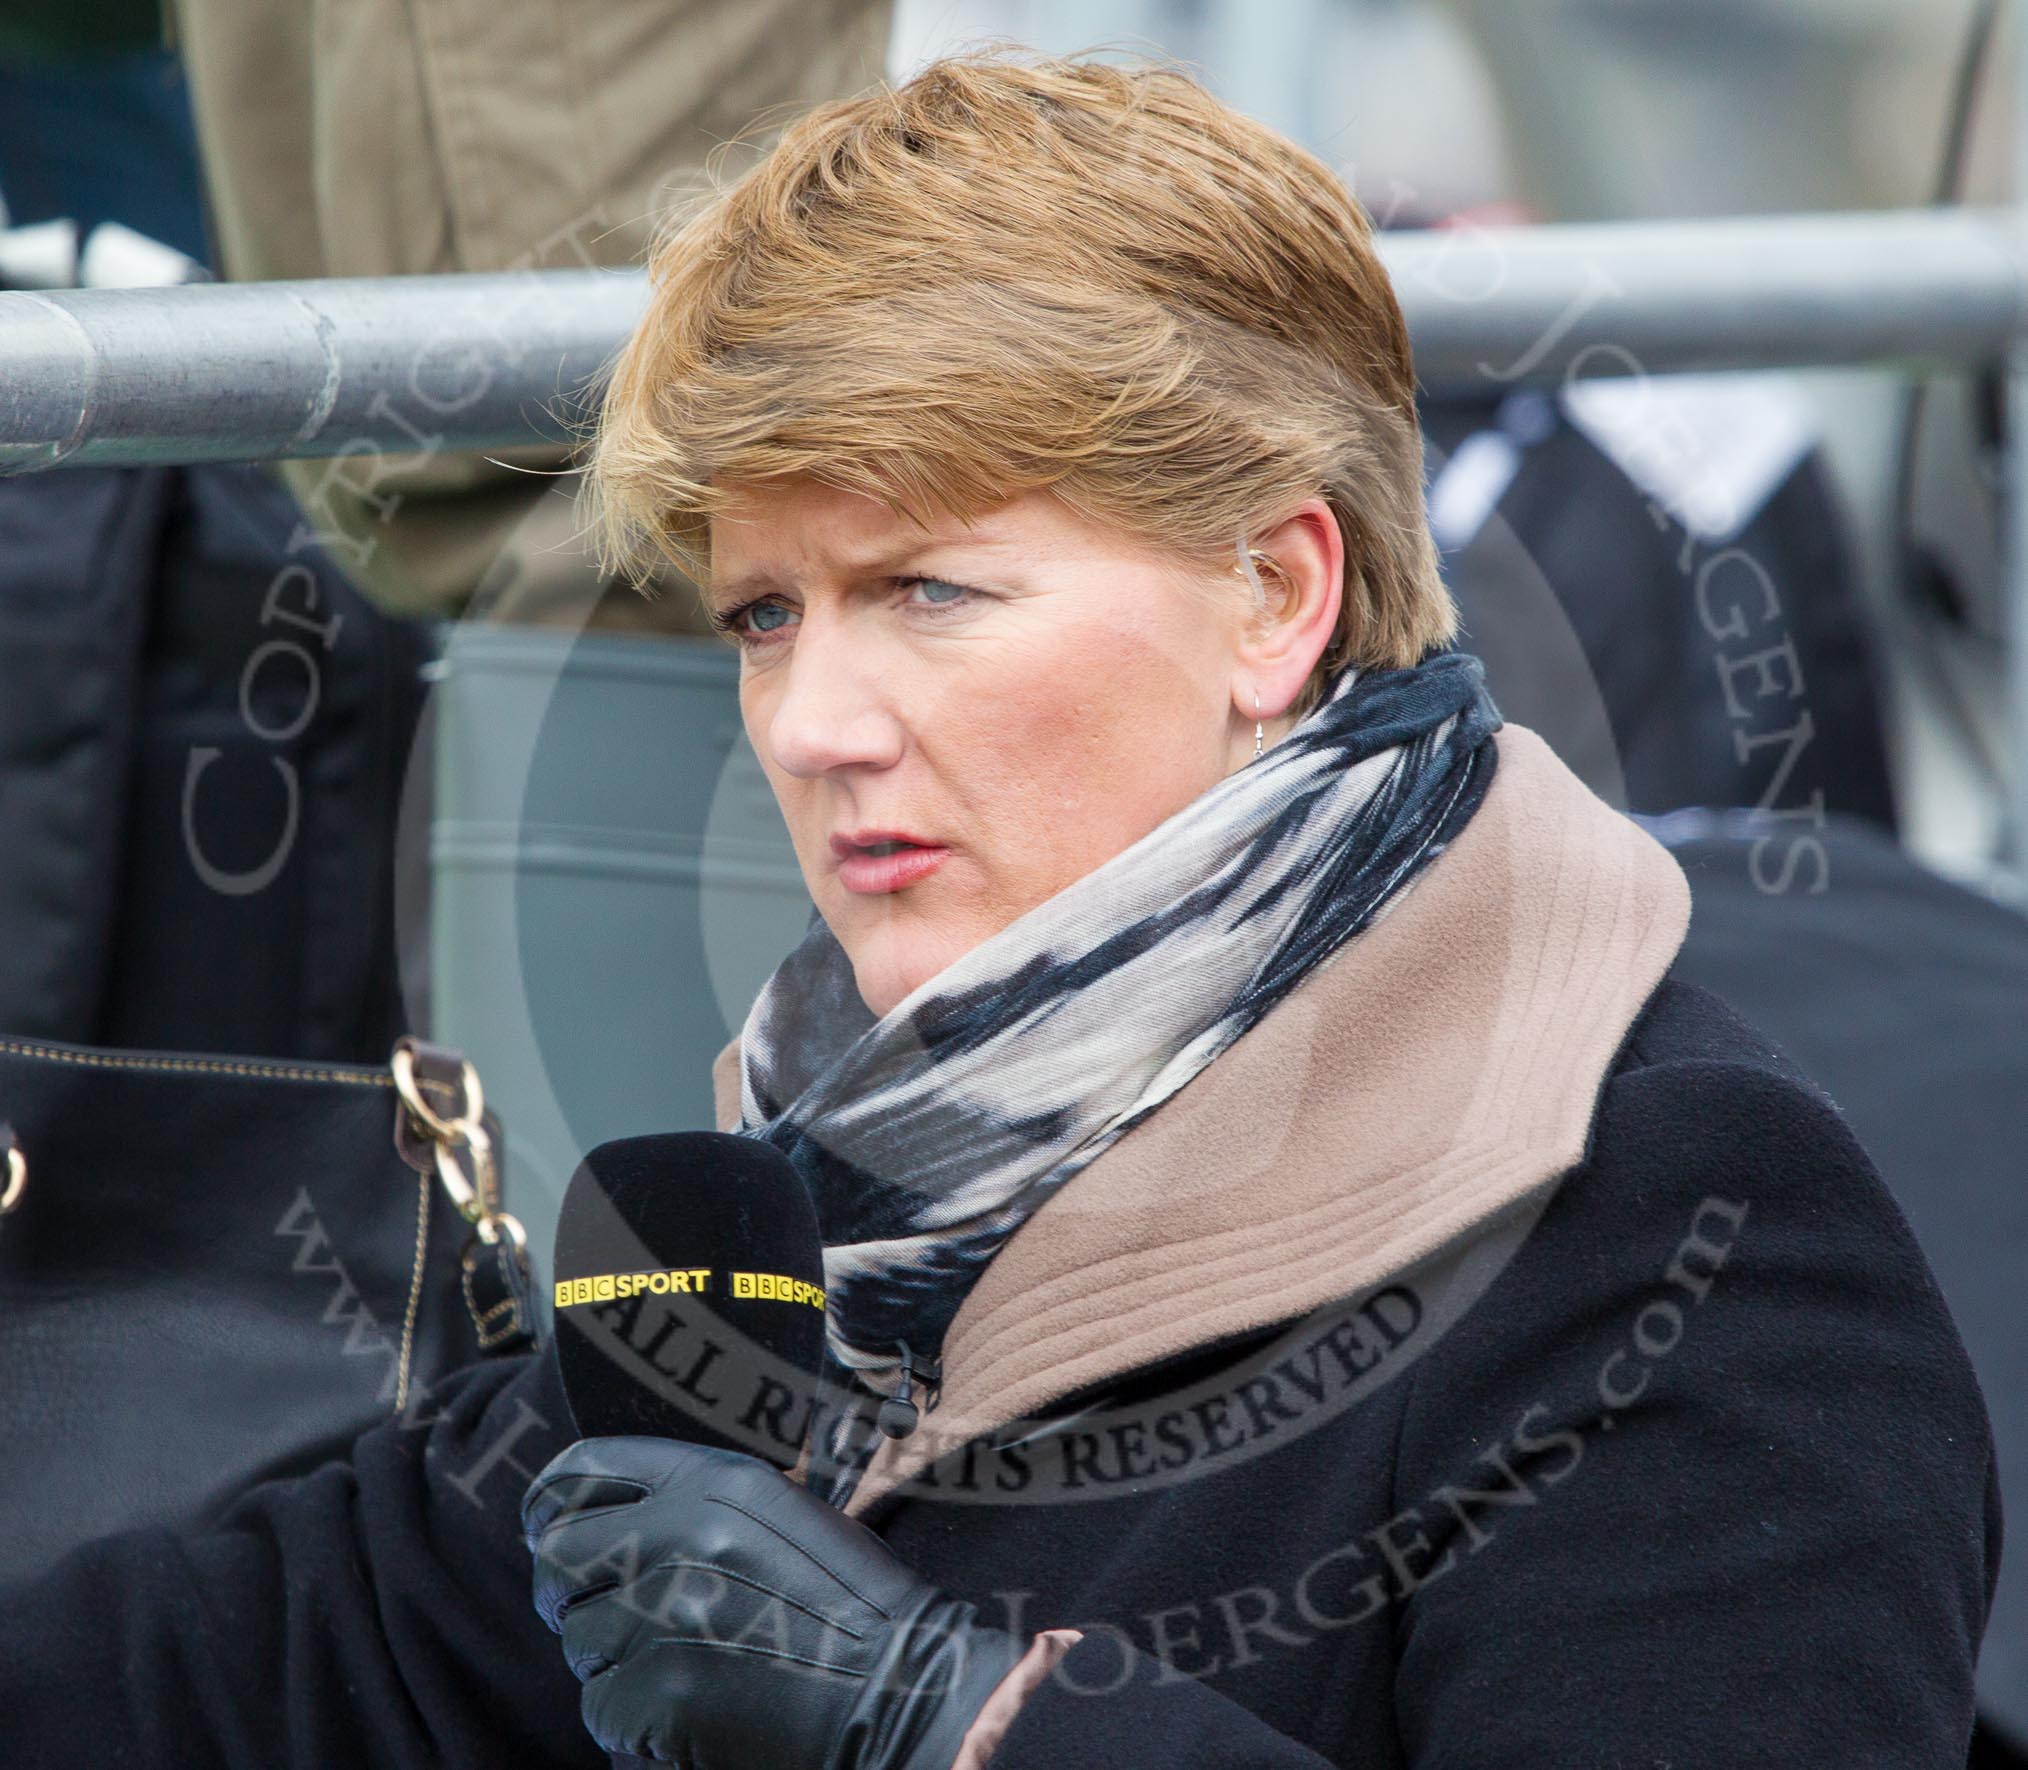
461, 1208, 528, 1262
391, 1041, 484, 1144
1, 1128, 24, 1216
427, 1113, 496, 1224
390, 1039, 524, 1253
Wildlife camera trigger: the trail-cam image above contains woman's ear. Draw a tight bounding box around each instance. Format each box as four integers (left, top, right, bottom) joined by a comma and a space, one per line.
1236, 497, 1344, 720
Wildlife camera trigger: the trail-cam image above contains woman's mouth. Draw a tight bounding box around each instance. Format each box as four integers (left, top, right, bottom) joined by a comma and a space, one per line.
833, 836, 950, 894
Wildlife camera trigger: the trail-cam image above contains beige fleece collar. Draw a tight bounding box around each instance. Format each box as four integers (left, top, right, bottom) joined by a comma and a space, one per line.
710, 724, 1691, 1516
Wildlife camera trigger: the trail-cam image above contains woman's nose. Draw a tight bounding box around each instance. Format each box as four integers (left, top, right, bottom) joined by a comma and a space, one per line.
760, 625, 905, 779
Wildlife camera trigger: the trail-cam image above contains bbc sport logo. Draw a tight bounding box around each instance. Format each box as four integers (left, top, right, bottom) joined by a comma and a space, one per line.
555, 1268, 825, 1311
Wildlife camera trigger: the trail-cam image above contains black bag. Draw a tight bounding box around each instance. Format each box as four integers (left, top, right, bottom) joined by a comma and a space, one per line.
0, 1033, 541, 1586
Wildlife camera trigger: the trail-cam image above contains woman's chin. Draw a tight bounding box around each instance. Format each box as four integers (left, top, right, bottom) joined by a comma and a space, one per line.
846, 929, 973, 1021
850, 955, 937, 1021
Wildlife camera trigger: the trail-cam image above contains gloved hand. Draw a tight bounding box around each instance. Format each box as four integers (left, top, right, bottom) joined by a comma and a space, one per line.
522, 1437, 1031, 1769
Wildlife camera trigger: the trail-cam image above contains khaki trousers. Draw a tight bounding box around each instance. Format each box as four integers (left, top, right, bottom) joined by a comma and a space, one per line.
165, 0, 892, 631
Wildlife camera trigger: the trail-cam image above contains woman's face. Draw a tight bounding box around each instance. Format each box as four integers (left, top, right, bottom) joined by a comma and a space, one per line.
708, 477, 1324, 1018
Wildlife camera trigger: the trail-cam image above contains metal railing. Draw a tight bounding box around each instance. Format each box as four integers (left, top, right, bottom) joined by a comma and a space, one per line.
0, 268, 642, 471
3, 209, 2023, 469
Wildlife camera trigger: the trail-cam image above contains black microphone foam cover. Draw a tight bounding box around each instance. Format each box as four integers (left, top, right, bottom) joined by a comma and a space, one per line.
551, 1132, 827, 1472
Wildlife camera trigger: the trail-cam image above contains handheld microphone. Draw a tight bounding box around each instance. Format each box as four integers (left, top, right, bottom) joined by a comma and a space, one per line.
549, 1133, 827, 1474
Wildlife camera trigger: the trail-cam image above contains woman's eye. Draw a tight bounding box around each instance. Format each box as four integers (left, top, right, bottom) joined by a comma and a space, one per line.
713, 598, 796, 645
902, 576, 978, 613
714, 578, 979, 649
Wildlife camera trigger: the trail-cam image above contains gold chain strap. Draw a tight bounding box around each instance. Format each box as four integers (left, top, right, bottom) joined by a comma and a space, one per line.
390, 1039, 526, 1255
0, 1124, 24, 1216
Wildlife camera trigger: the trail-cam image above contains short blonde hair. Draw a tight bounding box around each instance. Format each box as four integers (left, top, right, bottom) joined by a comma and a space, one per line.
583, 48, 1457, 718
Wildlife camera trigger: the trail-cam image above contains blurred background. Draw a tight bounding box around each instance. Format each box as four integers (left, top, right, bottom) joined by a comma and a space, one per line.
1, 0, 2024, 1756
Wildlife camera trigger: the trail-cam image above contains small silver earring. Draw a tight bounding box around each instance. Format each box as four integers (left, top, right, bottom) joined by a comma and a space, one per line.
1253, 689, 1264, 762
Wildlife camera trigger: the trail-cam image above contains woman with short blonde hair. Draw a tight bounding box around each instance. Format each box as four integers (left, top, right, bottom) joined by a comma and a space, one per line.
519, 47, 1997, 1770
586, 51, 1455, 720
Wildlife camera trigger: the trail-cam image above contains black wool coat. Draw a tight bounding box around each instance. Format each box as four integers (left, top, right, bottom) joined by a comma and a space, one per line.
0, 973, 2000, 1768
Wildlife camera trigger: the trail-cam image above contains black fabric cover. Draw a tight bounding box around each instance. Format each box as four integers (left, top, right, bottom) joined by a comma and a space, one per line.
0, 465, 163, 1037
1421, 389, 1898, 836
0, 974, 1998, 1766
0, 461, 432, 1061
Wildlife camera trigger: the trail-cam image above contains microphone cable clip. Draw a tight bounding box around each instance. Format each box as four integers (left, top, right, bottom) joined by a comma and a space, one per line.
876, 1341, 943, 1440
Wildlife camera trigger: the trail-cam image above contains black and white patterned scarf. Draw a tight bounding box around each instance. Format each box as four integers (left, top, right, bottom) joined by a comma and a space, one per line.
734, 648, 1503, 1493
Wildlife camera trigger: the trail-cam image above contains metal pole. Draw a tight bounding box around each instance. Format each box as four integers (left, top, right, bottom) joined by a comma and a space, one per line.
0, 269, 647, 472
1381, 207, 2028, 390
3, 209, 2027, 470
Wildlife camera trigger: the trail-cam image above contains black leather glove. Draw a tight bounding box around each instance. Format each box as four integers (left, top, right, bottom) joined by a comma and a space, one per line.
522, 1437, 1031, 1770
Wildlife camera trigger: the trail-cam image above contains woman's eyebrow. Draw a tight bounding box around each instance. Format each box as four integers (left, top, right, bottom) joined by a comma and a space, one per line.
709, 540, 997, 604
706, 570, 788, 605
